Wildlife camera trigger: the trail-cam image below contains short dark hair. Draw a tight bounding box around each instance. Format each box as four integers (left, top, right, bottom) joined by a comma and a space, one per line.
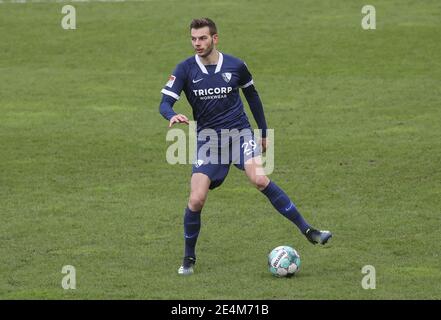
190, 18, 217, 36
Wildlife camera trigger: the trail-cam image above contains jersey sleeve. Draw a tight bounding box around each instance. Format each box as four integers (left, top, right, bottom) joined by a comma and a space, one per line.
161, 62, 187, 100
238, 61, 254, 89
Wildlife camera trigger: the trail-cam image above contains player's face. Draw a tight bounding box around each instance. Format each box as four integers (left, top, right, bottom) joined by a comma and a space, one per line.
191, 27, 218, 58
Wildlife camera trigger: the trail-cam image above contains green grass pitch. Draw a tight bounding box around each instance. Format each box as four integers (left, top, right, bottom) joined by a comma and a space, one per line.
0, 0, 440, 299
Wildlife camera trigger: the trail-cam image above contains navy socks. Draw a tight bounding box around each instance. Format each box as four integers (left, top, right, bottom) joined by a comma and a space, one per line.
261, 181, 311, 234
183, 181, 310, 259
184, 207, 201, 258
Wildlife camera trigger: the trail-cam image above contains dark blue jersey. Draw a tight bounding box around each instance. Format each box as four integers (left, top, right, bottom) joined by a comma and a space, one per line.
161, 53, 255, 133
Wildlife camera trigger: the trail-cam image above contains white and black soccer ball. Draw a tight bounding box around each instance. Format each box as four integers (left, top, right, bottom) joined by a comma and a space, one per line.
268, 245, 301, 277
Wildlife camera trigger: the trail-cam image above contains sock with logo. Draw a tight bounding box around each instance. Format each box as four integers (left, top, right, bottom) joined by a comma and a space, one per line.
261, 181, 311, 234
184, 207, 201, 259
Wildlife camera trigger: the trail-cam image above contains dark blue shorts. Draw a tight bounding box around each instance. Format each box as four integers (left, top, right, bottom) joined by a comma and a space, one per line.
192, 129, 261, 189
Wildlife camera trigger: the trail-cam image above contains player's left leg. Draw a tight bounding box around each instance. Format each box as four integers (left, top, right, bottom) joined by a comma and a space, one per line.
243, 156, 332, 245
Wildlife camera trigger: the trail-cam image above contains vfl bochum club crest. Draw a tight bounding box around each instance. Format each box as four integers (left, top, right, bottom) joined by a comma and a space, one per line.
222, 72, 232, 83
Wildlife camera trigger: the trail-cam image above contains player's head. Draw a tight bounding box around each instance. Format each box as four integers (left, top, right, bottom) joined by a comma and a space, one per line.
190, 18, 218, 58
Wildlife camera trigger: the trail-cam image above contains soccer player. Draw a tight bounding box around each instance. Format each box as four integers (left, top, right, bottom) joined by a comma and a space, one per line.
159, 18, 332, 275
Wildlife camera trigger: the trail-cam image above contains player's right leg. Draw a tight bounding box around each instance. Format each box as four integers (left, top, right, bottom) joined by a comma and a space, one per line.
178, 173, 210, 276
179, 133, 231, 275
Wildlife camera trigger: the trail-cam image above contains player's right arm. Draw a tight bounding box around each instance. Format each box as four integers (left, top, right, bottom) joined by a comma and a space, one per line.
159, 95, 189, 127
159, 62, 189, 127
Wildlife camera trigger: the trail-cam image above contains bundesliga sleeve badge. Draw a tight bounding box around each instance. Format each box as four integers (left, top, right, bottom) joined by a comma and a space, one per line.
166, 75, 176, 88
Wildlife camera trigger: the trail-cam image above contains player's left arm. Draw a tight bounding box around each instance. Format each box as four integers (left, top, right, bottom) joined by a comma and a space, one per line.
239, 62, 268, 151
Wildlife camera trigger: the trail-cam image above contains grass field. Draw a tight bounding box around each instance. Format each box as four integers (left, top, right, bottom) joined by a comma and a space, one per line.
1, 0, 440, 299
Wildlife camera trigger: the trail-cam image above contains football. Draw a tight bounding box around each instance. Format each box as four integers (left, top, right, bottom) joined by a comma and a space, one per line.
268, 246, 301, 277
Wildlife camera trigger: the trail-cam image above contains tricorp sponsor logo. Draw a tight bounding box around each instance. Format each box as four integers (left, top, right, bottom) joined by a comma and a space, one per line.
192, 86, 233, 99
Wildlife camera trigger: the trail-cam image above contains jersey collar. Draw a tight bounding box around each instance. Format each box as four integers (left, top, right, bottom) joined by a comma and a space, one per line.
195, 52, 223, 74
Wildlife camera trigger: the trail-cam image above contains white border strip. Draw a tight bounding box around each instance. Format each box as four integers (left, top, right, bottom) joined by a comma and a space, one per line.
240, 79, 254, 89
194, 54, 209, 75
161, 89, 180, 100
214, 52, 223, 74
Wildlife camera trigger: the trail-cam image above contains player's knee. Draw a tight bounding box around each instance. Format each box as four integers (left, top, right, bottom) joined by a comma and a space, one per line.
253, 175, 270, 191
188, 193, 206, 211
